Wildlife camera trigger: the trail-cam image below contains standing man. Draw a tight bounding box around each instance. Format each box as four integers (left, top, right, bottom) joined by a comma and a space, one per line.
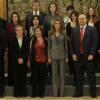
25, 0, 46, 34
69, 14, 97, 98
0, 17, 6, 30
0, 17, 7, 97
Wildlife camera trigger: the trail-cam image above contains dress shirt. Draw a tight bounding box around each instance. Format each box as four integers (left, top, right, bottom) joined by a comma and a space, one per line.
18, 38, 22, 49
33, 10, 39, 16
80, 24, 87, 36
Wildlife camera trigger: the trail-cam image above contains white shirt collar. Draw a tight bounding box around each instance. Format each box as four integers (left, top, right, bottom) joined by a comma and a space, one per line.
80, 24, 87, 35
18, 38, 22, 49
33, 10, 39, 15
80, 24, 87, 29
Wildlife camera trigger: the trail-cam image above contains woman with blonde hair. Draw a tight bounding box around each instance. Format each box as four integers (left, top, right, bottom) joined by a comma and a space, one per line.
48, 18, 68, 97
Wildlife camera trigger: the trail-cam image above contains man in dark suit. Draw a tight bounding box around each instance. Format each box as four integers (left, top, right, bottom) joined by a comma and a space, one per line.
69, 14, 97, 98
0, 24, 7, 97
0, 17, 6, 30
25, 0, 46, 34
0, 17, 7, 97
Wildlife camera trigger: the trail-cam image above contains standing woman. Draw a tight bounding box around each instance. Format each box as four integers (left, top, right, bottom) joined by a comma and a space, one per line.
87, 7, 100, 72
66, 11, 78, 84
43, 1, 64, 37
27, 15, 41, 72
66, 11, 78, 37
9, 25, 29, 97
30, 26, 48, 97
48, 18, 68, 97
43, 1, 64, 77
29, 15, 41, 39
7, 12, 22, 40
7, 12, 22, 85
86, 7, 98, 27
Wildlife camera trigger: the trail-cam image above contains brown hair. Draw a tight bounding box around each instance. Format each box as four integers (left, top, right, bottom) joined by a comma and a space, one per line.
50, 18, 63, 35
32, 0, 40, 6
70, 11, 79, 26
86, 6, 98, 23
34, 26, 44, 37
48, 1, 58, 15
11, 12, 21, 24
30, 15, 40, 26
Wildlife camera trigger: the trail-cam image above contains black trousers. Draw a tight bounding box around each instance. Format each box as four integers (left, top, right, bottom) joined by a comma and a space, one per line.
8, 51, 14, 86
0, 52, 4, 97
31, 62, 46, 97
74, 55, 96, 95
68, 56, 76, 85
13, 64, 26, 97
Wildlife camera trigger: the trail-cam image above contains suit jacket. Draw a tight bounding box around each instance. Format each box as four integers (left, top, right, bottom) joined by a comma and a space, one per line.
0, 29, 7, 80
9, 36, 29, 66
0, 17, 6, 30
95, 21, 100, 50
0, 29, 7, 52
48, 32, 68, 60
69, 25, 97, 57
25, 11, 46, 33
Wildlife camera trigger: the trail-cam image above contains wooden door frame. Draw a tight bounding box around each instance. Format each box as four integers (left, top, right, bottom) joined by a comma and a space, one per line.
0, 0, 7, 20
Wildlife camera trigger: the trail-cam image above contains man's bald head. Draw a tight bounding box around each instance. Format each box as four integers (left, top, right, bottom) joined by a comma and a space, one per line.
78, 14, 87, 26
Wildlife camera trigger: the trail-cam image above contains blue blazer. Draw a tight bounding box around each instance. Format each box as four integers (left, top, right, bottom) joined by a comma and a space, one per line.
69, 25, 97, 57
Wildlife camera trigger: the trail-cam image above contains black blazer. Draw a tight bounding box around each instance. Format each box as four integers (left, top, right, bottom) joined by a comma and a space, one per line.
0, 29, 7, 52
0, 17, 6, 30
69, 25, 97, 57
9, 36, 29, 65
30, 37, 48, 65
95, 21, 100, 50
0, 29, 7, 73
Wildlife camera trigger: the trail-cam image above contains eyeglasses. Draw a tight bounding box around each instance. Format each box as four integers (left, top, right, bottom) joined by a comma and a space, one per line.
16, 30, 23, 32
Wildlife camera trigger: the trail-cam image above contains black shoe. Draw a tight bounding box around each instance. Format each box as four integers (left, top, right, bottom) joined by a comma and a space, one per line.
90, 90, 97, 98
31, 95, 37, 98
0, 95, 4, 98
73, 93, 83, 97
91, 94, 97, 98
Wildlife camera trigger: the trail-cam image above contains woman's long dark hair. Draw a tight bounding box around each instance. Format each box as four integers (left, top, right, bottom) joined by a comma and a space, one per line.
70, 11, 79, 26
30, 15, 40, 26
86, 6, 98, 24
11, 12, 21, 24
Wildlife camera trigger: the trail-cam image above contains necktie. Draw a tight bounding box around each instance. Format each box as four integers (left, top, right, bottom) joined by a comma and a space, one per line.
80, 27, 84, 53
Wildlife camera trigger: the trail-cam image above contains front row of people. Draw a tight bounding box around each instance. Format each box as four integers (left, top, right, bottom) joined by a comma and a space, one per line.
0, 14, 97, 98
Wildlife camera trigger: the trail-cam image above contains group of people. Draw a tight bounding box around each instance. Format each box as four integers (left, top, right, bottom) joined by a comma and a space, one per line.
0, 0, 100, 98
